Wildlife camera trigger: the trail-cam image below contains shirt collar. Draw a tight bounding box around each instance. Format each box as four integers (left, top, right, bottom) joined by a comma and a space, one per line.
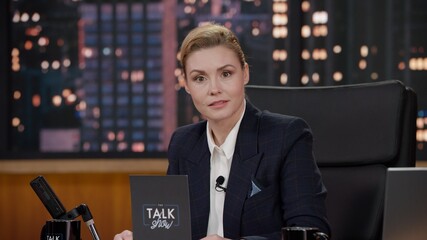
207, 100, 246, 160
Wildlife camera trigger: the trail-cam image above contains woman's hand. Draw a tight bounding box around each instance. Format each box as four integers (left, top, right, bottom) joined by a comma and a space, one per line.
113, 230, 133, 240
201, 234, 231, 240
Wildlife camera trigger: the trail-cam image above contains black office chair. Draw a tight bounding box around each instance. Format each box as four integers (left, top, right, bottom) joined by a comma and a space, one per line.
245, 80, 417, 240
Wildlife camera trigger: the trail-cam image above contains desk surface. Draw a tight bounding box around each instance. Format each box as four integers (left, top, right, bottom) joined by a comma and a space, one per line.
1, 159, 426, 174
0, 158, 168, 174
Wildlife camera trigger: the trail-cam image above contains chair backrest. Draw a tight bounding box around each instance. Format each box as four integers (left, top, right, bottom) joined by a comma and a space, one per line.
245, 80, 417, 240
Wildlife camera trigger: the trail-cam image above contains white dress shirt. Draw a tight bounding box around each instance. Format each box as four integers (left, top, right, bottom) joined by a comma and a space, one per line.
206, 101, 246, 237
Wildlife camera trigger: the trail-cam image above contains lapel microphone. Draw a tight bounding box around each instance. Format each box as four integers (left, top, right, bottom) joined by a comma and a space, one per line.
215, 176, 227, 192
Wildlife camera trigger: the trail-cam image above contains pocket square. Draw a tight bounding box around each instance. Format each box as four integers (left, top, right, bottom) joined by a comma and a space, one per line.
249, 179, 262, 197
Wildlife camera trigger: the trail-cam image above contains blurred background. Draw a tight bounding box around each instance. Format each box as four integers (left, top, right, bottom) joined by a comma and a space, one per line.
1, 0, 426, 160
0, 0, 426, 239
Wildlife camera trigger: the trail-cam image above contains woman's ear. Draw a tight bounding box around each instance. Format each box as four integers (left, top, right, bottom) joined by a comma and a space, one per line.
181, 72, 191, 94
184, 82, 191, 94
243, 63, 250, 85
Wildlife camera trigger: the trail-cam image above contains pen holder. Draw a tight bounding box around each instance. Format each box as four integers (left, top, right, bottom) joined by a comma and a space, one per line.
42, 219, 81, 240
282, 226, 328, 240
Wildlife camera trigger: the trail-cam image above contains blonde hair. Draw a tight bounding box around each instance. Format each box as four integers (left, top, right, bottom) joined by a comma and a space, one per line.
179, 23, 247, 76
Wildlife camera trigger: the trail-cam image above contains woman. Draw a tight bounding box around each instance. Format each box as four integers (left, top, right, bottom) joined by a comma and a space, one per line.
115, 23, 330, 240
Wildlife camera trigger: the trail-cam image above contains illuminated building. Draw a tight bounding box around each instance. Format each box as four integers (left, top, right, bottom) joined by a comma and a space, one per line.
3, 0, 427, 159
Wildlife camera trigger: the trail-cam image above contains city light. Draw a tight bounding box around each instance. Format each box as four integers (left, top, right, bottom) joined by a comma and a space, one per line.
121, 71, 129, 80
312, 72, 320, 83
132, 142, 145, 152
117, 131, 125, 141
93, 107, 100, 119
12, 117, 20, 127
174, 68, 182, 77
252, 27, 260, 36
301, 74, 309, 85
398, 61, 406, 70
272, 14, 288, 25
102, 47, 111, 56
333, 45, 342, 54
66, 94, 77, 104
24, 40, 33, 50
11, 48, 20, 72
273, 2, 287, 13
360, 45, 369, 57
20, 12, 29, 22
77, 101, 87, 111
52, 95, 62, 107
57, 38, 64, 47
32, 94, 41, 107
333, 72, 343, 82
359, 59, 367, 70
82, 48, 93, 58
63, 58, 71, 67
312, 11, 328, 24
302, 49, 310, 60
301, 1, 310, 12
130, 70, 144, 82
107, 131, 115, 141
312, 48, 327, 60
101, 143, 109, 152
273, 49, 287, 61
184, 5, 194, 14
25, 26, 41, 36
83, 142, 91, 151
417, 118, 425, 129
117, 142, 128, 151
51, 60, 60, 70
409, 57, 427, 71
13, 91, 21, 100
12, 11, 20, 23
41, 60, 49, 70
273, 26, 288, 38
313, 25, 327, 37
371, 72, 379, 80
416, 128, 427, 142
38, 37, 49, 47
62, 89, 72, 98
115, 48, 123, 57
301, 25, 311, 38
31, 13, 40, 22
280, 73, 288, 85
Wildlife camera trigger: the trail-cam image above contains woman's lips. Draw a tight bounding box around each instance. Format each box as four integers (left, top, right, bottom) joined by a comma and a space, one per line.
209, 100, 228, 108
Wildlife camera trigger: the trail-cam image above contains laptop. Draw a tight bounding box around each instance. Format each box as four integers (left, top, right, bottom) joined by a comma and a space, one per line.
129, 175, 192, 240
382, 167, 427, 240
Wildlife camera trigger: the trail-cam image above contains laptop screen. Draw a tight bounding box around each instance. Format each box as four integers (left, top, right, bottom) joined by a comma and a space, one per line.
382, 168, 427, 240
129, 175, 192, 240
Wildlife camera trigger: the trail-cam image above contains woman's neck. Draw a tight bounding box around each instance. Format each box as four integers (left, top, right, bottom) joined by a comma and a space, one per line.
208, 101, 245, 146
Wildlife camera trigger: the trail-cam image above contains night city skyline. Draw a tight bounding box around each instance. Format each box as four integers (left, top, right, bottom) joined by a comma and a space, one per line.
1, 0, 427, 160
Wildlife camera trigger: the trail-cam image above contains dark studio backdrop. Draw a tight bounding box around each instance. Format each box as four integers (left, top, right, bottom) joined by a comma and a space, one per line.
1, 0, 427, 160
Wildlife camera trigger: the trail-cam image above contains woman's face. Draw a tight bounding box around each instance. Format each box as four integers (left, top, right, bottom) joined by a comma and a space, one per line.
184, 45, 249, 125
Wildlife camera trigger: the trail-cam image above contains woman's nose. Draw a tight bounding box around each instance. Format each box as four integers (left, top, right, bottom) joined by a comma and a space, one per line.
209, 78, 222, 95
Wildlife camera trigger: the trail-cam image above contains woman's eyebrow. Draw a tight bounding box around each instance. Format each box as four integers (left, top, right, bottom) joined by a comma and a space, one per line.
188, 69, 205, 75
188, 64, 237, 75
217, 64, 236, 71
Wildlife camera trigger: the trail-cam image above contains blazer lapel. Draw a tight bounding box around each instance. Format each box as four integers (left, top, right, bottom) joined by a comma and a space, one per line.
186, 129, 211, 239
223, 102, 264, 238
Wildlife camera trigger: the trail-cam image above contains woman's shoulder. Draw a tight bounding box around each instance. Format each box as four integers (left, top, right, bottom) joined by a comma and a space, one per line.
172, 120, 207, 139
168, 121, 207, 157
248, 101, 306, 125
260, 110, 308, 126
246, 102, 311, 132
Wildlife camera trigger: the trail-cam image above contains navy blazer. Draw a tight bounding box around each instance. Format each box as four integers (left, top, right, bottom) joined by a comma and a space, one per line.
167, 102, 331, 240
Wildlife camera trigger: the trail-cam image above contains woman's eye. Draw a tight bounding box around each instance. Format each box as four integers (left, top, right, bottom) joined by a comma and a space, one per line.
193, 76, 206, 82
222, 71, 231, 78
